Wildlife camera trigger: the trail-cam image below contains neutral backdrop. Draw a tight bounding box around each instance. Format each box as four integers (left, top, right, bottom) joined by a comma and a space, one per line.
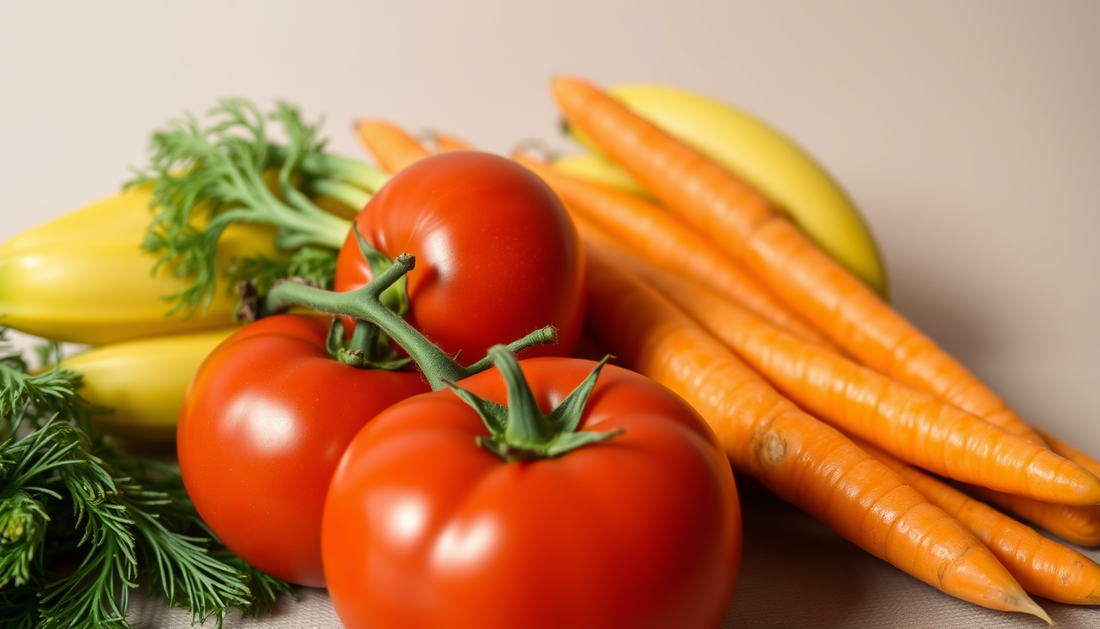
1, 1, 1097, 628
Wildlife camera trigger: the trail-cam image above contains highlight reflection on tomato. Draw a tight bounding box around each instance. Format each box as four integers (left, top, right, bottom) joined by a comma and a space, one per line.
335, 151, 586, 365
321, 354, 742, 629
176, 315, 430, 586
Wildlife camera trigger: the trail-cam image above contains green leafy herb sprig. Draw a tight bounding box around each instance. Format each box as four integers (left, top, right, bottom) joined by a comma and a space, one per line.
0, 329, 292, 628
129, 99, 389, 318
227, 245, 340, 298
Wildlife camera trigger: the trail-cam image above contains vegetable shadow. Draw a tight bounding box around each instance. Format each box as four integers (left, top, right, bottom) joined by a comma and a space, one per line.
721, 489, 865, 629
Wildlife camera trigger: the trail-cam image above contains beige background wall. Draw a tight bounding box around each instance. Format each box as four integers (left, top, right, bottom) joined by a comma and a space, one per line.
3, 0, 1095, 451
1, 2, 1097, 626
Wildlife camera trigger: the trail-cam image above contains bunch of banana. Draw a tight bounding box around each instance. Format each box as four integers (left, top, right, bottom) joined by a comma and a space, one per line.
0, 184, 279, 345
556, 83, 889, 300
1, 185, 282, 441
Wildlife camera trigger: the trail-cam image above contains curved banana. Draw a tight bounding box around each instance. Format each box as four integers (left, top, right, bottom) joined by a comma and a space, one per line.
549, 153, 653, 200
565, 83, 888, 299
1, 185, 156, 255
0, 185, 279, 345
58, 327, 236, 441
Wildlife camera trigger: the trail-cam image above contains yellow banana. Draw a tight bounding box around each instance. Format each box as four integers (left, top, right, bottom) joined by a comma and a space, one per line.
563, 83, 889, 299
1, 185, 155, 255
549, 153, 653, 200
58, 327, 236, 441
0, 184, 279, 345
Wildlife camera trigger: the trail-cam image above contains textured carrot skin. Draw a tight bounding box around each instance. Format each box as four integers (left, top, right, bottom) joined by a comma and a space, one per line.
582, 247, 1046, 619
965, 428, 1100, 547
1039, 430, 1100, 479
514, 153, 834, 350
550, 76, 1045, 445
354, 119, 432, 173
975, 488, 1100, 548
602, 244, 1100, 505
861, 439, 1100, 605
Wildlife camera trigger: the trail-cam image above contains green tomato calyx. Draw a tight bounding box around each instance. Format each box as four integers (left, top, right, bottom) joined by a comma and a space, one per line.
445, 347, 624, 462
258, 252, 557, 389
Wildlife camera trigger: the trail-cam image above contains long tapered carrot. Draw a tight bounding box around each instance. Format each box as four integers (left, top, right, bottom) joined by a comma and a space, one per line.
856, 439, 1100, 605
582, 245, 1049, 621
424, 130, 474, 152
596, 242, 1100, 505
978, 430, 1100, 547
1039, 430, 1100, 479
551, 76, 1045, 445
354, 119, 432, 173
513, 153, 835, 349
974, 487, 1100, 548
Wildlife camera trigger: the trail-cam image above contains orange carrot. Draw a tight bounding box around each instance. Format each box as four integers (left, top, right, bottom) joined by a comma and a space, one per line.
973, 488, 1100, 548
1039, 429, 1100, 479
512, 152, 835, 349
983, 431, 1100, 546
424, 130, 473, 152
857, 438, 1100, 605
354, 119, 432, 173
550, 76, 1045, 445
582, 245, 1048, 621
598, 243, 1100, 505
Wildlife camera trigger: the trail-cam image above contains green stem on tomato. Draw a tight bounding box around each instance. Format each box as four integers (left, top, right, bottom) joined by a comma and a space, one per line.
260, 253, 557, 390
324, 317, 411, 370
445, 347, 625, 462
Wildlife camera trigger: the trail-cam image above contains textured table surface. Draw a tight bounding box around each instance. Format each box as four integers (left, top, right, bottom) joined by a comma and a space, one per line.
2, 1, 1098, 627
125, 493, 1100, 629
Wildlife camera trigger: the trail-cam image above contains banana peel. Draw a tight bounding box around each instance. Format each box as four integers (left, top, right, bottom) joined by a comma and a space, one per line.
0, 185, 280, 345
56, 327, 237, 442
549, 153, 654, 200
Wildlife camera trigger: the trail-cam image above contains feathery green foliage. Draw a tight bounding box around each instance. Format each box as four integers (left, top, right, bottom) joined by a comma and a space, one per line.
0, 329, 292, 628
227, 245, 340, 297
130, 99, 386, 318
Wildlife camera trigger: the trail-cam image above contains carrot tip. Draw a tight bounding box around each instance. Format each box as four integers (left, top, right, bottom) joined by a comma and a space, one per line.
1019, 595, 1053, 625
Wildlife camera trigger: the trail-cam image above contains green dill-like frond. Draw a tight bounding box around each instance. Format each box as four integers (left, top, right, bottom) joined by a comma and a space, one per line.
56, 454, 135, 551
0, 421, 136, 629
126, 484, 251, 627
0, 338, 296, 626
287, 246, 339, 288
217, 556, 295, 618
130, 99, 359, 318
0, 490, 49, 588
0, 358, 97, 435
0, 368, 76, 422
227, 245, 339, 296
98, 447, 293, 627
36, 534, 134, 629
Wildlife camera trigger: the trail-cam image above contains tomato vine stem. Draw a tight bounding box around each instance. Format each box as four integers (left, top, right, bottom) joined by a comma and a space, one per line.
258, 253, 557, 390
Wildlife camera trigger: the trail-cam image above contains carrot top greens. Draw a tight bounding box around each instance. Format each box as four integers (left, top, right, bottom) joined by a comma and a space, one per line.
129, 100, 389, 318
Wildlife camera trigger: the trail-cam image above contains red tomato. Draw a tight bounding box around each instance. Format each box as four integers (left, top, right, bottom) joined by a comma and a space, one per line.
334, 151, 585, 365
321, 357, 741, 629
176, 315, 430, 587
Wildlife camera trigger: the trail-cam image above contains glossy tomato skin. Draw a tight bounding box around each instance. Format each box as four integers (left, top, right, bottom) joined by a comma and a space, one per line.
176, 315, 430, 587
334, 151, 585, 365
321, 358, 741, 629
